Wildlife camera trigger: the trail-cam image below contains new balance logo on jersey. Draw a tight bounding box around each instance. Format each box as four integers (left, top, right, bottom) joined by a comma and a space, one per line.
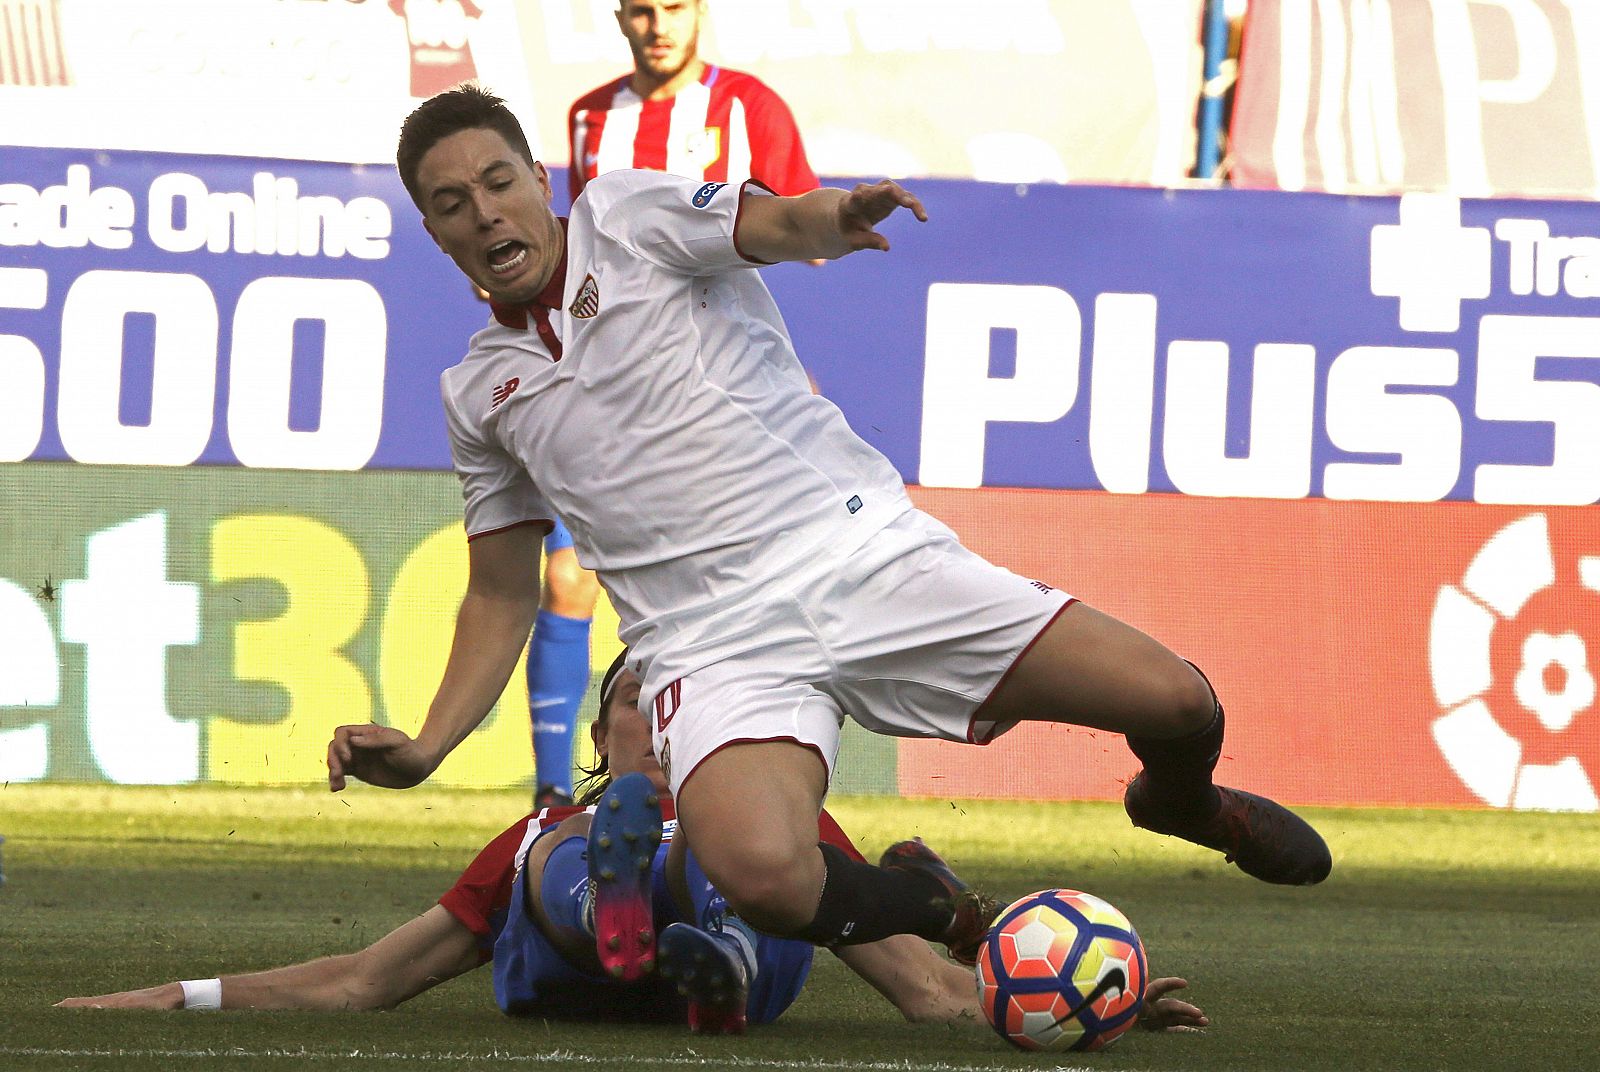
692, 182, 725, 208
1029, 580, 1055, 593
491, 377, 520, 408
653, 679, 683, 732
569, 273, 600, 319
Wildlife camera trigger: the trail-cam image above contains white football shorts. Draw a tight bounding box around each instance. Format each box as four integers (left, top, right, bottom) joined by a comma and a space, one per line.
640, 509, 1075, 797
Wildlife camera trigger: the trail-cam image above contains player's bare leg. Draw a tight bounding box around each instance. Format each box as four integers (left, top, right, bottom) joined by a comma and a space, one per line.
675, 741, 996, 950
673, 741, 828, 935
983, 601, 1331, 885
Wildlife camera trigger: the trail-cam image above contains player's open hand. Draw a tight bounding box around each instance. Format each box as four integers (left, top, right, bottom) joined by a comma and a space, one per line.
836, 180, 927, 252
56, 982, 184, 1010
1138, 977, 1209, 1032
326, 722, 433, 792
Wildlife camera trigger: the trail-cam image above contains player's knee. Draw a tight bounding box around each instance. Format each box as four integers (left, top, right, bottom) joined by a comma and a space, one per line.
1169, 660, 1218, 733
541, 553, 600, 617
551, 813, 591, 839
703, 841, 818, 933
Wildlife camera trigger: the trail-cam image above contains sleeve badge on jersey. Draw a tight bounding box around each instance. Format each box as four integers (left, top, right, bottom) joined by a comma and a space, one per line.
569, 273, 600, 319
691, 182, 725, 208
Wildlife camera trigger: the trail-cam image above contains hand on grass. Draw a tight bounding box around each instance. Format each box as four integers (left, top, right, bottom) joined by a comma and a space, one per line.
327, 723, 433, 792
1139, 977, 1209, 1032
56, 982, 183, 1010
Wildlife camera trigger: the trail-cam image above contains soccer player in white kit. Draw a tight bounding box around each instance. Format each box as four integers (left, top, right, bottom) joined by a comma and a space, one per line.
327, 85, 1331, 967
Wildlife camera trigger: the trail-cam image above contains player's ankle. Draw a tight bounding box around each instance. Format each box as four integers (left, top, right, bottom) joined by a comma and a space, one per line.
1136, 774, 1221, 820
709, 916, 759, 983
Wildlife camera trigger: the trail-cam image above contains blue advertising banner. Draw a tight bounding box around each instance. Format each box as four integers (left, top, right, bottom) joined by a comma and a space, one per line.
1, 146, 478, 471
771, 181, 1600, 507
7, 145, 1600, 507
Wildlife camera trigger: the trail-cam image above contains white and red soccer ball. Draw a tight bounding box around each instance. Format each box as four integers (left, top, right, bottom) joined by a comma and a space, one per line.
975, 888, 1147, 1052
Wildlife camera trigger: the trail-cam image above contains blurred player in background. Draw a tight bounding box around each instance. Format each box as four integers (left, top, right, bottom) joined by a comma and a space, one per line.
525, 0, 821, 810
65, 652, 1207, 1037
569, 0, 818, 201
328, 85, 1330, 981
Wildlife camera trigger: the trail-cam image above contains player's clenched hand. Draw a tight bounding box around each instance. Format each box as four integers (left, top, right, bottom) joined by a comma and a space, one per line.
56, 982, 184, 1010
1138, 977, 1209, 1032
327, 723, 433, 792
836, 180, 927, 252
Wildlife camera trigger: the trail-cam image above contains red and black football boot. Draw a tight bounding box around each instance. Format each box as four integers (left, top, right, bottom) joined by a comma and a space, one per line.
534, 783, 575, 810
879, 837, 1000, 966
1124, 772, 1332, 885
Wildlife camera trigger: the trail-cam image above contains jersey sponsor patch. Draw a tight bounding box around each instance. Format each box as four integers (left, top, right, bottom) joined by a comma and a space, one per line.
691, 182, 725, 208
569, 273, 600, 319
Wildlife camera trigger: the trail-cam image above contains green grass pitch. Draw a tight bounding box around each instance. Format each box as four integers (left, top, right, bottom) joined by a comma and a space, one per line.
3, 784, 1597, 1071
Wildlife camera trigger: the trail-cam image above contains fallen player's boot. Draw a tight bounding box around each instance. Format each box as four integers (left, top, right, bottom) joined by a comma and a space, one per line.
1123, 773, 1332, 885
588, 772, 664, 980
657, 922, 750, 1035
878, 837, 999, 966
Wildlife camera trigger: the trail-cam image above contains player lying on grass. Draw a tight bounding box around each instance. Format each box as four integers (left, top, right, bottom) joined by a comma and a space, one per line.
59, 652, 1206, 1037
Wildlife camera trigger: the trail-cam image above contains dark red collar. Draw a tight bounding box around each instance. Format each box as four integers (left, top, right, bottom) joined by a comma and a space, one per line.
489, 217, 568, 330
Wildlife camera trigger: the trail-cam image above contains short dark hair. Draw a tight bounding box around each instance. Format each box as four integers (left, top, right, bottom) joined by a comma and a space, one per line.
395, 83, 536, 211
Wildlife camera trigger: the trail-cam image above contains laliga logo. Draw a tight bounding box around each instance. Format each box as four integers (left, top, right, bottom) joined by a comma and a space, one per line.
1429, 514, 1600, 812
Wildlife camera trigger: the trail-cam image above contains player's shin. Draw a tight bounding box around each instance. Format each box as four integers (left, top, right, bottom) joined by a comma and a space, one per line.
1123, 663, 1225, 819
536, 834, 595, 945
788, 842, 956, 948
527, 609, 591, 801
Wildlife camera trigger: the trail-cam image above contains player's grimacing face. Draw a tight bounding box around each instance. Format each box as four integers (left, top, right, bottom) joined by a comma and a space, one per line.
617, 0, 701, 82
417, 127, 562, 306
596, 671, 668, 796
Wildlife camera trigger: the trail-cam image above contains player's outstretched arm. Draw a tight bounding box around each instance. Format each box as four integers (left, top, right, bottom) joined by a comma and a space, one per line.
832, 934, 979, 1024
56, 906, 481, 1011
1138, 976, 1209, 1032
734, 180, 927, 265
328, 525, 542, 791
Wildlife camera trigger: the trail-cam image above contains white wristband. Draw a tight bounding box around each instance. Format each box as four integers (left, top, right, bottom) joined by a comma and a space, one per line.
179, 978, 223, 1010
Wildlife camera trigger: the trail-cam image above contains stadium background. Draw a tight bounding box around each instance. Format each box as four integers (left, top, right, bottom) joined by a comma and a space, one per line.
2, 0, 1597, 816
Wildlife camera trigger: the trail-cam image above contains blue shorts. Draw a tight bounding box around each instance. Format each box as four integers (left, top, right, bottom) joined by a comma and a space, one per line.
544, 518, 574, 554
492, 837, 812, 1023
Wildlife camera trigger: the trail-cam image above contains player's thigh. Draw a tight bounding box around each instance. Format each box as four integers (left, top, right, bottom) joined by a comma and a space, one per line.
985, 600, 1212, 737
674, 739, 829, 906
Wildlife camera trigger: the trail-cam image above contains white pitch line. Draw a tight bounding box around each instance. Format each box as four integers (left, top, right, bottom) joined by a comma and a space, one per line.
0, 1047, 1093, 1072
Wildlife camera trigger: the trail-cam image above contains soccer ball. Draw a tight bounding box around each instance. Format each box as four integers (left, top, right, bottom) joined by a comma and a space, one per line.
974, 888, 1147, 1052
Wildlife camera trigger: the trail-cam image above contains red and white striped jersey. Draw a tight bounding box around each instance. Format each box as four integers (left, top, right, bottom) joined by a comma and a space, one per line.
567, 65, 817, 204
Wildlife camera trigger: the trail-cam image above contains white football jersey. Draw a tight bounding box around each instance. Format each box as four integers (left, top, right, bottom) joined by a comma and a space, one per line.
440, 171, 911, 668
